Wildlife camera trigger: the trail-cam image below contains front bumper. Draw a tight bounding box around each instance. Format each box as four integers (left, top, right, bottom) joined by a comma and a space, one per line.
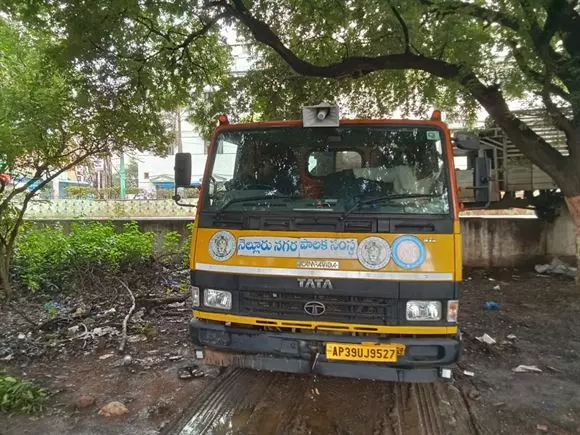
189, 318, 461, 383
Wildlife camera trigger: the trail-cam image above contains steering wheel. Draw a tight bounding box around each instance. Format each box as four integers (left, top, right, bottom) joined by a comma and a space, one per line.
242, 183, 275, 190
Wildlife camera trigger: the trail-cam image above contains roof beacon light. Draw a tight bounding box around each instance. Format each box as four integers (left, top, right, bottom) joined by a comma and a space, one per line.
303, 102, 339, 127
431, 110, 442, 121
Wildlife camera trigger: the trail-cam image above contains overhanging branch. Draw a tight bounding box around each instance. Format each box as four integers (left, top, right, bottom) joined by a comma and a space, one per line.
218, 0, 568, 186
388, 1, 410, 53
222, 0, 460, 79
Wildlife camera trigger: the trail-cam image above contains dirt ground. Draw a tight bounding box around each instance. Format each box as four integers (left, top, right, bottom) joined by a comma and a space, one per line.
1, 269, 579, 435
456, 269, 580, 434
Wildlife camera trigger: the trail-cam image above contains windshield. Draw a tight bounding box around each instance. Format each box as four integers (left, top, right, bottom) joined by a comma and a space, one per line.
203, 125, 450, 215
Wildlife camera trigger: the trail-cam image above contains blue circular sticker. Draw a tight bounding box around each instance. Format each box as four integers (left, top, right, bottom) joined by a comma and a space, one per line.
392, 236, 426, 269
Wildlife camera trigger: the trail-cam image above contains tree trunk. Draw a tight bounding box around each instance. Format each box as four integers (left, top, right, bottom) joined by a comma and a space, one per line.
0, 247, 12, 301
565, 196, 580, 286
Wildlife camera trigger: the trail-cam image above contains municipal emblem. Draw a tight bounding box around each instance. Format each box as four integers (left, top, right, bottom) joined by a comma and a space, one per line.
357, 237, 391, 270
208, 231, 236, 261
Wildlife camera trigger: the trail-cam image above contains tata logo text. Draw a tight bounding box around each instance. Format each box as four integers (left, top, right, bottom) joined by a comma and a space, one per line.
297, 278, 333, 289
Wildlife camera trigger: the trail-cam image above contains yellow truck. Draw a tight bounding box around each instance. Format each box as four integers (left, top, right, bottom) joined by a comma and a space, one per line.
174, 104, 465, 382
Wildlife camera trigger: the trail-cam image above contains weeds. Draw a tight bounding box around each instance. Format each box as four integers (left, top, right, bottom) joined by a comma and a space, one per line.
0, 373, 48, 414
12, 222, 154, 293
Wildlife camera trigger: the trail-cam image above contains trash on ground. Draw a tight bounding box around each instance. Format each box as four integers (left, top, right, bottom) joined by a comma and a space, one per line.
536, 424, 548, 432
476, 333, 496, 345
98, 401, 129, 417
178, 365, 204, 380
123, 355, 133, 365
512, 365, 542, 373
493, 284, 501, 290
463, 370, 475, 377
103, 308, 117, 315
534, 257, 577, 279
91, 327, 119, 337
99, 353, 114, 360
488, 277, 495, 281
506, 334, 517, 340
17, 333, 26, 340
484, 301, 500, 310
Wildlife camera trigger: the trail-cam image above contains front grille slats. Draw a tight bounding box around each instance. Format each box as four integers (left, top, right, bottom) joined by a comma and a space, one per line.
239, 290, 398, 324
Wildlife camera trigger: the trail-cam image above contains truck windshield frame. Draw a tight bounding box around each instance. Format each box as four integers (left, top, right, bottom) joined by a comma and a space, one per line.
200, 123, 454, 218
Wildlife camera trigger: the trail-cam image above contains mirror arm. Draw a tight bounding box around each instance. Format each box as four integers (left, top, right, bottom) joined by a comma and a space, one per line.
172, 188, 196, 208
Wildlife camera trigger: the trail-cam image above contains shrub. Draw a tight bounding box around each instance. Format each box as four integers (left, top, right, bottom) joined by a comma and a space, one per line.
0, 373, 48, 414
13, 222, 154, 293
160, 230, 190, 267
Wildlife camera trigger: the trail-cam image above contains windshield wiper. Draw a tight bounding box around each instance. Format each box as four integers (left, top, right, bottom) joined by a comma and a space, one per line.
340, 194, 440, 220
214, 192, 294, 218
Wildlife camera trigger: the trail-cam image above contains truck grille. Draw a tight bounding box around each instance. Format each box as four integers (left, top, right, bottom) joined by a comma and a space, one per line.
239, 291, 398, 324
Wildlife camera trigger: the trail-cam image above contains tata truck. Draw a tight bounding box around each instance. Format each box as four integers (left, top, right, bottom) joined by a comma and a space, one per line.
173, 104, 465, 382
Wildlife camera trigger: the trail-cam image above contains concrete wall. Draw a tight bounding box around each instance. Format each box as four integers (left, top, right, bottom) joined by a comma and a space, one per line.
460, 217, 547, 267
26, 215, 577, 268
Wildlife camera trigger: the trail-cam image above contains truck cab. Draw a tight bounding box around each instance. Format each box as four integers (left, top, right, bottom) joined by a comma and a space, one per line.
175, 104, 462, 382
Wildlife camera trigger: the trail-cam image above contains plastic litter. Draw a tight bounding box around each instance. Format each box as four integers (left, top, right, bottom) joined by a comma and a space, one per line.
512, 365, 542, 373
534, 257, 577, 279
476, 333, 496, 345
178, 365, 204, 380
463, 370, 475, 377
506, 334, 517, 340
493, 284, 501, 290
99, 353, 114, 360
484, 301, 500, 310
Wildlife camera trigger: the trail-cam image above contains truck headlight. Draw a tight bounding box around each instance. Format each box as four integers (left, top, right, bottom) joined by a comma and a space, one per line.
204, 289, 232, 310
406, 301, 441, 321
191, 286, 200, 307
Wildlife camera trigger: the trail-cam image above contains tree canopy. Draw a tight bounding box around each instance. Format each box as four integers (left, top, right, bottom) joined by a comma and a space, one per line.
1, 0, 580, 280
0, 6, 230, 297
209, 1, 579, 197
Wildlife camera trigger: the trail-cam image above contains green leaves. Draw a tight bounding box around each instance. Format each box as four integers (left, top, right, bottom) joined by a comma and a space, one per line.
0, 372, 48, 414
12, 222, 155, 293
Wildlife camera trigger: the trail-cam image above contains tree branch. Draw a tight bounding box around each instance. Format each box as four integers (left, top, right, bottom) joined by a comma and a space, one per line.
221, 0, 460, 79
5, 152, 93, 254
388, 1, 410, 53
541, 91, 575, 136
509, 42, 571, 101
220, 0, 569, 188
174, 15, 224, 50
419, 0, 521, 31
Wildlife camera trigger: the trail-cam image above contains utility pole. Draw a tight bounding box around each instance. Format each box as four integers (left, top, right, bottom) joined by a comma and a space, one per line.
119, 152, 126, 200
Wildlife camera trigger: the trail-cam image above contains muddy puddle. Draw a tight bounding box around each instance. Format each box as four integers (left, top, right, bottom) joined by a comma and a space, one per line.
169, 368, 476, 435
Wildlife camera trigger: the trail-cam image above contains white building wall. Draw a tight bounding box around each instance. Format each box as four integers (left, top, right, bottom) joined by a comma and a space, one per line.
135, 43, 252, 192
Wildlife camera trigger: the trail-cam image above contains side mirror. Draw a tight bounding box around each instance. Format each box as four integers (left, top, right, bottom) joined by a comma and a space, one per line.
174, 152, 192, 188
454, 132, 481, 151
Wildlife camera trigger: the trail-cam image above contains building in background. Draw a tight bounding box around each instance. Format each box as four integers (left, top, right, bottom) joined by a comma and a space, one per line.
135, 42, 251, 197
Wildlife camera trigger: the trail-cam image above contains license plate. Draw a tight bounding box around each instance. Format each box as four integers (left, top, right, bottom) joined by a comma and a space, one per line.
325, 342, 406, 362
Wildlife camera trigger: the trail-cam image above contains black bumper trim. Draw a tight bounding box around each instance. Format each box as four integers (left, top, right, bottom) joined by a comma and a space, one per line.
189, 318, 460, 383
